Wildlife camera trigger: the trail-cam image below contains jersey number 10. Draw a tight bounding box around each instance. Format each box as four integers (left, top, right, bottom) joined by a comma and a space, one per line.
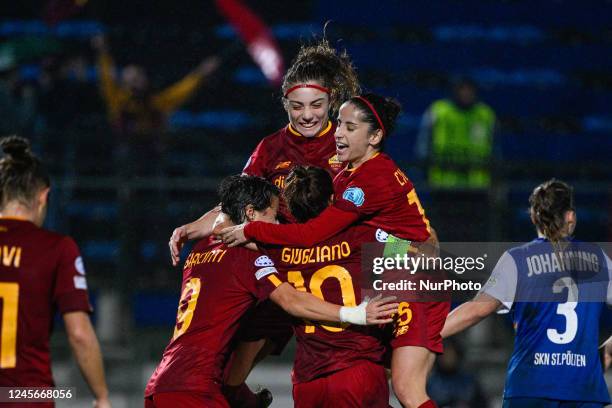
287, 265, 356, 333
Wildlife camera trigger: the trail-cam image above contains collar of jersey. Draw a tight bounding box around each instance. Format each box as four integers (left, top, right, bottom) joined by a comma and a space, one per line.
287, 121, 332, 138
345, 152, 381, 173
534, 236, 574, 243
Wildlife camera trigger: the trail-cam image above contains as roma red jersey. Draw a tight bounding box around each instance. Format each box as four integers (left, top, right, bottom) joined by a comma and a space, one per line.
145, 240, 280, 396
0, 219, 92, 387
265, 224, 386, 384
333, 152, 431, 242
242, 122, 342, 189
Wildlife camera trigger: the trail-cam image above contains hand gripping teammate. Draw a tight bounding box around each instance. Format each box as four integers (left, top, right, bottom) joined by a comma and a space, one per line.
145, 175, 397, 407
221, 93, 447, 408
441, 179, 612, 407
0, 136, 111, 408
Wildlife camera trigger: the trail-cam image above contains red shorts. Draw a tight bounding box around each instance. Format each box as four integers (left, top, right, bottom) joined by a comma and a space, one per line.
237, 299, 293, 355
145, 391, 229, 408
387, 301, 450, 354
292, 361, 389, 408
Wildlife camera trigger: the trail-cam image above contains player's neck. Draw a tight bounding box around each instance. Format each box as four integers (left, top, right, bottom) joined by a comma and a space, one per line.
349, 149, 380, 170
0, 202, 38, 224
536, 229, 570, 240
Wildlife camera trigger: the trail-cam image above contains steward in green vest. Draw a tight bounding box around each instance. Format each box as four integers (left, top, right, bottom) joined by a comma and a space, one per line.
416, 78, 496, 189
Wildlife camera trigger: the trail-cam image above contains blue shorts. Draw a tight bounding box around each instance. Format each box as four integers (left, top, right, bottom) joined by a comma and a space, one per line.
503, 398, 606, 408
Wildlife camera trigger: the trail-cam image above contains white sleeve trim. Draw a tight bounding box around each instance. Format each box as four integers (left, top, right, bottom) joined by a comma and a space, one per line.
605, 252, 612, 306
481, 251, 517, 313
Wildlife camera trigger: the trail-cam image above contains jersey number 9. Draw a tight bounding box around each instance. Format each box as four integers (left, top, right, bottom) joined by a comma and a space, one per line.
172, 278, 201, 341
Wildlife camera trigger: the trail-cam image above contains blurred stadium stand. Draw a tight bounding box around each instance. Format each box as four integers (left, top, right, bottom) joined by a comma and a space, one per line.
2, 0, 611, 406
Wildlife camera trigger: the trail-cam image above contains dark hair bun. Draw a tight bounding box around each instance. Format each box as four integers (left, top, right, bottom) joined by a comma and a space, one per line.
290, 166, 309, 183
381, 96, 402, 126
353, 93, 402, 137
284, 165, 333, 223
1, 136, 32, 161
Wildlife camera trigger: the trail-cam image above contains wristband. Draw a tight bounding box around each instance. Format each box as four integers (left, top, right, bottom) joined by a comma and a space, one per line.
339, 299, 368, 325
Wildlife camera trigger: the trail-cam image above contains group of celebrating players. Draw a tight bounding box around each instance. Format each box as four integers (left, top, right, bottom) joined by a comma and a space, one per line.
160, 39, 447, 408
0, 36, 611, 408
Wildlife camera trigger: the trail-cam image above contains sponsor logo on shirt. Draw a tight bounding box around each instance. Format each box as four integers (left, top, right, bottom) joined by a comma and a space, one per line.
75, 256, 86, 275
273, 176, 285, 189
275, 161, 292, 170
74, 276, 88, 290
255, 267, 278, 280
342, 187, 365, 207
255, 255, 275, 267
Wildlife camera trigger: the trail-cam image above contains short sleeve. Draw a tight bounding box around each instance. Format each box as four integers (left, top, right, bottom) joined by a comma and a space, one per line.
240, 254, 284, 300
251, 254, 285, 301
242, 140, 267, 177
333, 174, 390, 216
605, 252, 612, 306
481, 251, 517, 313
53, 237, 93, 314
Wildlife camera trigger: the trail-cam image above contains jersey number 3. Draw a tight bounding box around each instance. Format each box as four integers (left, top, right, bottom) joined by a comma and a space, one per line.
547, 277, 578, 345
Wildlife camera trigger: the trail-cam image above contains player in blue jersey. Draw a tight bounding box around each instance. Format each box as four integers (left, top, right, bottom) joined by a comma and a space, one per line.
441, 179, 611, 407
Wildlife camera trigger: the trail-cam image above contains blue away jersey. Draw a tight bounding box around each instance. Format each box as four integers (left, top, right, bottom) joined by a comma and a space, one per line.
483, 238, 611, 403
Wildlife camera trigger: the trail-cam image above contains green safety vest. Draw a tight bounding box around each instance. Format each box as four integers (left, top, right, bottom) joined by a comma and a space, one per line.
429, 99, 495, 189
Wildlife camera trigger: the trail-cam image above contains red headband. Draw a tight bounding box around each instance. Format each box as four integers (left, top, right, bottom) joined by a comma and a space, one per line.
355, 96, 386, 136
284, 84, 330, 98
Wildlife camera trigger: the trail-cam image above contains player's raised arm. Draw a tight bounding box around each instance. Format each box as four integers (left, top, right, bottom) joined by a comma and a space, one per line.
169, 205, 231, 266
220, 205, 359, 248
269, 283, 397, 325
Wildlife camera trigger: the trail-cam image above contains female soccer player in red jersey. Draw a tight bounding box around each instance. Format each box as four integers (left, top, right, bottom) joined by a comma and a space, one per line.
168, 39, 360, 264
0, 136, 111, 408
278, 166, 393, 407
145, 174, 396, 408
221, 93, 447, 408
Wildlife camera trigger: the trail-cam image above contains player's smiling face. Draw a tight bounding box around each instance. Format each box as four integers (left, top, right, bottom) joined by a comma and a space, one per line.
284, 82, 330, 138
335, 102, 383, 168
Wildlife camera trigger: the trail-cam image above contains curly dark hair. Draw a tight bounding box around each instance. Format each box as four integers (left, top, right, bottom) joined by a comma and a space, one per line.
218, 175, 280, 225
282, 38, 360, 116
